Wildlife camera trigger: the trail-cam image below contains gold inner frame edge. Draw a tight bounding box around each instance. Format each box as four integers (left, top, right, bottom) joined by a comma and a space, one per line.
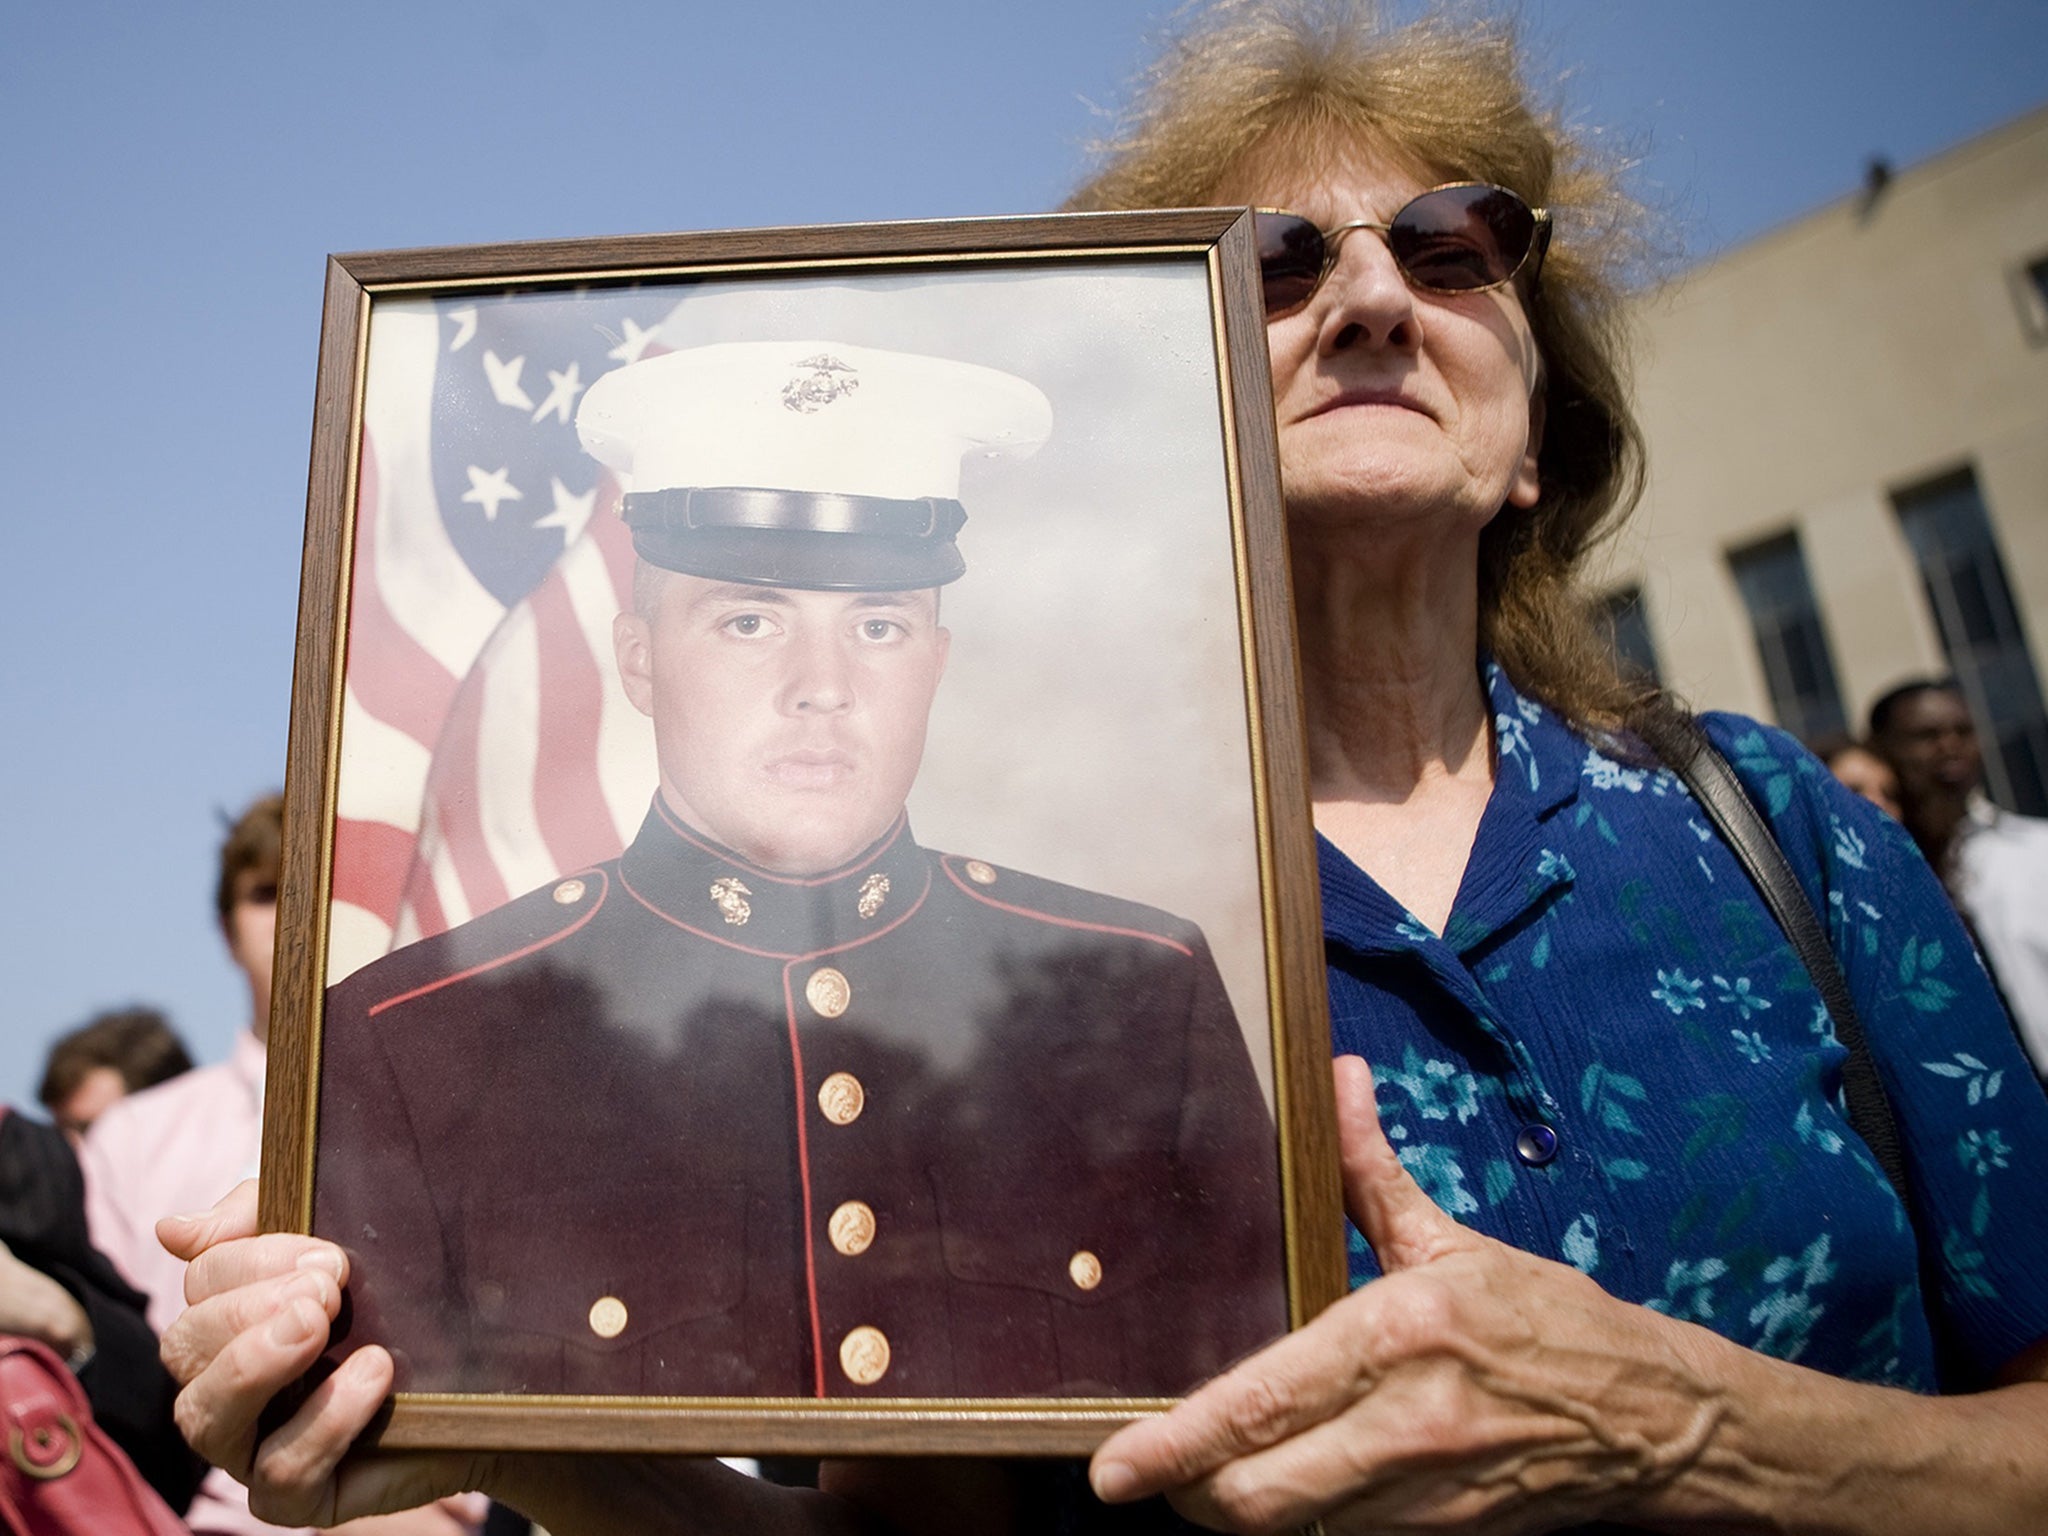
300, 229, 1299, 1427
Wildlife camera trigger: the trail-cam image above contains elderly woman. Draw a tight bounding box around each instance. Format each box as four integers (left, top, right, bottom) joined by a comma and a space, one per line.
159, 4, 2048, 1533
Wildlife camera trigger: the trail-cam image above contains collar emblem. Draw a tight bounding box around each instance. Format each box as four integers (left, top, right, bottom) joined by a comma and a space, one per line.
857, 873, 891, 920
709, 876, 753, 926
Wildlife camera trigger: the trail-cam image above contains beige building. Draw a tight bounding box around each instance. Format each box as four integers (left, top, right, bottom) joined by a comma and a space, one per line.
1604, 104, 2048, 811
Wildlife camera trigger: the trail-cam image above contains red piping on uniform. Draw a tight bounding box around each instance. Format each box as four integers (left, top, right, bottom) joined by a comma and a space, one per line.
366, 871, 610, 1017
620, 863, 933, 960
941, 861, 1195, 957
783, 970, 827, 1398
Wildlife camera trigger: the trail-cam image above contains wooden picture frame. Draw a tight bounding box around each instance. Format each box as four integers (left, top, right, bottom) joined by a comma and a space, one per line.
265, 209, 1342, 1457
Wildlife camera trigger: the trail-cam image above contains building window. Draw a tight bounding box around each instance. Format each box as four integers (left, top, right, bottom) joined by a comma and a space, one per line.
1728, 531, 1848, 746
1893, 466, 2048, 814
1592, 585, 1662, 686
2013, 252, 2048, 345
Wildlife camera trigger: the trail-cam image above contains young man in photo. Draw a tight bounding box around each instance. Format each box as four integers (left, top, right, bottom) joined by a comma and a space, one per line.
314, 342, 1285, 1403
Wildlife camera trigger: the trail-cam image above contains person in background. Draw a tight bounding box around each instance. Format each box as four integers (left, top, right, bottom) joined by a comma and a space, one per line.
1871, 678, 2048, 1079
0, 1101, 204, 1511
38, 1006, 194, 1146
1869, 679, 1984, 873
79, 793, 485, 1536
1818, 735, 1904, 822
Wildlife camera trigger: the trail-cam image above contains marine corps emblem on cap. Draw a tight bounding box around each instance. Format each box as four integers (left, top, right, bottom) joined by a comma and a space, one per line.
782, 354, 858, 414
577, 340, 1053, 593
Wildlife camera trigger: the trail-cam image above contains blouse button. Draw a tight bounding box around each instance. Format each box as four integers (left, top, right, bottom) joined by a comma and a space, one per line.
1514, 1123, 1559, 1167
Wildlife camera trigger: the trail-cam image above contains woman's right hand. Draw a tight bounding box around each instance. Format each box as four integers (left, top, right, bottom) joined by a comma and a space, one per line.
156, 1181, 487, 1529
155, 1186, 902, 1536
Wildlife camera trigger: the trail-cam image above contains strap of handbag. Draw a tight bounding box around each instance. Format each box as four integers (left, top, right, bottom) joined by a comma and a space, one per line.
1656, 722, 1915, 1216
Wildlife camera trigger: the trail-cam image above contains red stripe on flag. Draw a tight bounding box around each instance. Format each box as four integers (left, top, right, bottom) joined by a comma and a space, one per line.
330, 818, 417, 928
529, 574, 618, 876
345, 434, 460, 744
419, 671, 511, 923
403, 856, 449, 945
396, 496, 638, 940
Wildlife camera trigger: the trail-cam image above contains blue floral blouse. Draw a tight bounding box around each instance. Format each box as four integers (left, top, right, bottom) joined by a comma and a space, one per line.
1323, 666, 2048, 1389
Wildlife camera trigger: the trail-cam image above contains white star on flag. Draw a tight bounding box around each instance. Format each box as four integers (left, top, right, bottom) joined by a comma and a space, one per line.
607, 318, 655, 365
532, 477, 598, 544
461, 464, 522, 521
532, 361, 585, 425
326, 290, 683, 987
483, 350, 535, 411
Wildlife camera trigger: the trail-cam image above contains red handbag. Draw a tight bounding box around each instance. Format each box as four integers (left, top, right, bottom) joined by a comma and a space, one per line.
0, 1335, 188, 1536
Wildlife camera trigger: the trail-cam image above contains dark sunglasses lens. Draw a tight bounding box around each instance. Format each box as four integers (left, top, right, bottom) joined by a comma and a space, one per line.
1254, 212, 1326, 312
1388, 185, 1535, 291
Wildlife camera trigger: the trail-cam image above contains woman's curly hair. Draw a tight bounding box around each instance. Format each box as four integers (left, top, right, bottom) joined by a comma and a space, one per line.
1067, 0, 1663, 733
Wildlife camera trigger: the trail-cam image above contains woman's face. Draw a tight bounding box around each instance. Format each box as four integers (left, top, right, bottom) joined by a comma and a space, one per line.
1215, 139, 1545, 538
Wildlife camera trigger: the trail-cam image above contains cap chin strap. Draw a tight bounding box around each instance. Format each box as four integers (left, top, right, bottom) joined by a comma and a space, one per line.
624, 486, 966, 540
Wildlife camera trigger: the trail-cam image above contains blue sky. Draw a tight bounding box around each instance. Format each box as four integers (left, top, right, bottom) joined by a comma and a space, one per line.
3, 0, 2045, 1108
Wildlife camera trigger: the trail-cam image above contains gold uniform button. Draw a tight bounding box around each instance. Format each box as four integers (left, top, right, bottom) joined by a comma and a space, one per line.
829, 1200, 877, 1256
839, 1325, 890, 1385
964, 860, 997, 885
818, 1072, 865, 1126
806, 966, 851, 1018
588, 1296, 628, 1338
1069, 1251, 1103, 1291
552, 878, 587, 905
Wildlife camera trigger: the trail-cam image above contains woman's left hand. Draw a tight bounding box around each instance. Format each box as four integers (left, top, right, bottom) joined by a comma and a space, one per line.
1089, 1055, 1737, 1534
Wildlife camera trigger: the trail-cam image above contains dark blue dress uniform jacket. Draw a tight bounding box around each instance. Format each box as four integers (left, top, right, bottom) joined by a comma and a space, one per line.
314, 799, 1286, 1399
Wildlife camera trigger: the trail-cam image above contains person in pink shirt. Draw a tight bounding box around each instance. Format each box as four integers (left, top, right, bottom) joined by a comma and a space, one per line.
81, 793, 485, 1536
38, 1005, 194, 1147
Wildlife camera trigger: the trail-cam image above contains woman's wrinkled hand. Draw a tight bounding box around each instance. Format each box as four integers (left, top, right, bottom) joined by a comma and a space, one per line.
1089, 1057, 1737, 1535
155, 1181, 487, 1530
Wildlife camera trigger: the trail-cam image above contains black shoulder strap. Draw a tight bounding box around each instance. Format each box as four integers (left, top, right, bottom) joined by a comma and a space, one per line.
1661, 725, 1915, 1215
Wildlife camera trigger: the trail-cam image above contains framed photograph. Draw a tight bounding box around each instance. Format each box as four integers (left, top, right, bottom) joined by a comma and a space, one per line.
265, 209, 1342, 1456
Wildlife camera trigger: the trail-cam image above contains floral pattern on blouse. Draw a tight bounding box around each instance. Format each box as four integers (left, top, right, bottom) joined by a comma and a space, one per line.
1321, 666, 2048, 1389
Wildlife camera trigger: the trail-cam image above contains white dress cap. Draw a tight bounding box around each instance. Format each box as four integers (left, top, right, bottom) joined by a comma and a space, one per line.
577, 341, 1052, 501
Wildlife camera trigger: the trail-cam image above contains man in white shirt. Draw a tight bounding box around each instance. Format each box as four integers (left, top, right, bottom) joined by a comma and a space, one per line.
1871, 679, 2048, 1079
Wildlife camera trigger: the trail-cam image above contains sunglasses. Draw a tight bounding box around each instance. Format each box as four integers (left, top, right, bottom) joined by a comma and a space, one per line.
1254, 182, 1552, 314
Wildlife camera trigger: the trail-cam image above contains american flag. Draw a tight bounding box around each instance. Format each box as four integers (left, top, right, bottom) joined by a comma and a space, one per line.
326, 287, 675, 984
